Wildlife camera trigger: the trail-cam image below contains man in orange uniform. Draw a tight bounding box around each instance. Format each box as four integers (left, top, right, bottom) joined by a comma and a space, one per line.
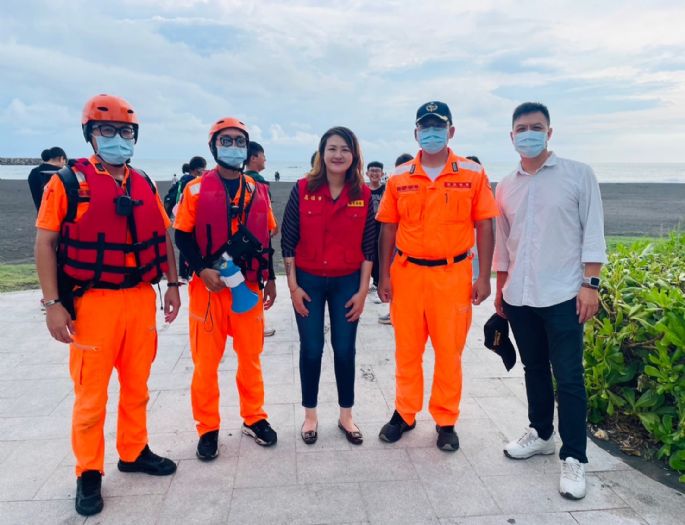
34, 94, 181, 516
376, 101, 498, 451
174, 117, 278, 460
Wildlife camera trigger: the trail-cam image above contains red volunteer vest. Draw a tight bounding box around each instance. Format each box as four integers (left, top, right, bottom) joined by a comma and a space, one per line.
194, 169, 272, 283
295, 178, 370, 277
58, 158, 168, 288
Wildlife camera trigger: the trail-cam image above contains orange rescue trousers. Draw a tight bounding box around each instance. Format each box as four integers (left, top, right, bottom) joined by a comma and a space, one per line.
188, 276, 267, 436
390, 256, 473, 427
69, 283, 157, 476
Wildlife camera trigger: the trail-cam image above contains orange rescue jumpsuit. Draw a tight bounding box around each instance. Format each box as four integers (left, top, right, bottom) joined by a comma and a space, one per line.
375, 150, 498, 426
173, 175, 277, 435
36, 156, 171, 475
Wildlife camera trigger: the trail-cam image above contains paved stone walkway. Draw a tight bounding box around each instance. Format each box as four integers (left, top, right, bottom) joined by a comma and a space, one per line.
1, 278, 684, 524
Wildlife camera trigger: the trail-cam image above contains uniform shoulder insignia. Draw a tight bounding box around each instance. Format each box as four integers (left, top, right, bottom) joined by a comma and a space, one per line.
457, 160, 483, 172
189, 182, 201, 195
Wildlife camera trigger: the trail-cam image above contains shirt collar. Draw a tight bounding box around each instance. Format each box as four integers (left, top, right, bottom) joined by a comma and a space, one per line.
516, 151, 557, 176
411, 148, 460, 178
89, 154, 130, 180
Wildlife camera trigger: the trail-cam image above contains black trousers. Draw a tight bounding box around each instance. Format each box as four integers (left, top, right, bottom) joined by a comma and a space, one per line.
503, 298, 588, 463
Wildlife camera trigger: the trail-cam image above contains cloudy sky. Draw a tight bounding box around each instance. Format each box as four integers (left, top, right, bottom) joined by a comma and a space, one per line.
2, 0, 685, 165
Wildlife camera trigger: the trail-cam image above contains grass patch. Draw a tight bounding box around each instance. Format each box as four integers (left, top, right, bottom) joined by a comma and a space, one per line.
0, 263, 39, 292
606, 235, 665, 252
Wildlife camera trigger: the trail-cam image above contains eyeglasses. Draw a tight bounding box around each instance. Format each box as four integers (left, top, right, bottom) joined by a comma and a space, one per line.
92, 124, 136, 140
218, 135, 247, 147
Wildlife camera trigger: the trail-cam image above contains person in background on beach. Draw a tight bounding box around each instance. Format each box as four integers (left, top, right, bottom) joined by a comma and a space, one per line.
281, 126, 375, 446
174, 116, 279, 459
377, 153, 414, 325
244, 141, 269, 185
494, 101, 607, 500
171, 173, 178, 185
274, 171, 280, 182
28, 146, 67, 211
245, 141, 277, 337
174, 156, 207, 281
376, 101, 497, 451
366, 161, 385, 293
34, 94, 180, 517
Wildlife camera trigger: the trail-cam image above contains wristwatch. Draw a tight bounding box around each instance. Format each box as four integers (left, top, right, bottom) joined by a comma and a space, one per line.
582, 276, 601, 290
40, 298, 61, 308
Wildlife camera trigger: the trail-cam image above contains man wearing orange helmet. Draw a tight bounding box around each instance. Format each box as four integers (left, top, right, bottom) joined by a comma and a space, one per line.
174, 117, 279, 459
34, 94, 181, 516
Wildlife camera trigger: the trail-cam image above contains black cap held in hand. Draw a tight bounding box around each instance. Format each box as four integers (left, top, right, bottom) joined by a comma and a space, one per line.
483, 313, 517, 372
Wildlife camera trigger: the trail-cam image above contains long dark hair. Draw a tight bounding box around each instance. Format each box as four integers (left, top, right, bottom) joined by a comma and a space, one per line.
307, 126, 364, 199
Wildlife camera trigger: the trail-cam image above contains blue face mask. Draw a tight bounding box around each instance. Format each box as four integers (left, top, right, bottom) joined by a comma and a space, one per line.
217, 146, 247, 168
514, 130, 548, 158
96, 135, 134, 165
418, 127, 449, 154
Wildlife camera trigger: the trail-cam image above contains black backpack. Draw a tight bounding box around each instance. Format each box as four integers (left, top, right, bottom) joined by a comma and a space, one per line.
163, 180, 180, 217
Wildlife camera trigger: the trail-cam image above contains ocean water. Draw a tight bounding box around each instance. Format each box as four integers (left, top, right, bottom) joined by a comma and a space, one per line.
2, 159, 685, 183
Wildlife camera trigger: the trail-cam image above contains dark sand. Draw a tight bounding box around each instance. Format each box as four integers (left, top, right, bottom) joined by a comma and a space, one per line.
2, 180, 683, 269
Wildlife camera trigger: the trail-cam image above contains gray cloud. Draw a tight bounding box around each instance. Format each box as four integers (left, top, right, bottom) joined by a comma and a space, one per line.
2, 0, 685, 163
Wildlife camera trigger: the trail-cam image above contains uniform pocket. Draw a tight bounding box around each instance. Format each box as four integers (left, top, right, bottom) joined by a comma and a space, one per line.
443, 191, 472, 223
398, 191, 423, 222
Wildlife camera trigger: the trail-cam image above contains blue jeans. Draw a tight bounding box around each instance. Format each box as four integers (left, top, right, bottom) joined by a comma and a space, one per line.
295, 269, 360, 408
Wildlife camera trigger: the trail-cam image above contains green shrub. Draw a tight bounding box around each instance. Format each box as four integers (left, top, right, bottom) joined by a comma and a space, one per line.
585, 234, 685, 481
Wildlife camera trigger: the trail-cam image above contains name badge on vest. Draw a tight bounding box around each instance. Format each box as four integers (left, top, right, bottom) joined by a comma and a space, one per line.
444, 182, 472, 190
397, 184, 420, 193
348, 200, 365, 207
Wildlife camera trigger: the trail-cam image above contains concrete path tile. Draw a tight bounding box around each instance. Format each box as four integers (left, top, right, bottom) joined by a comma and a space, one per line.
571, 508, 649, 525
407, 447, 501, 518
167, 457, 237, 491
297, 449, 416, 484
234, 431, 297, 488
458, 417, 558, 477
598, 470, 685, 525
480, 471, 628, 514
149, 428, 242, 461
158, 483, 233, 524
228, 483, 367, 524
0, 499, 85, 525
2, 280, 683, 524
360, 479, 438, 524
440, 512, 577, 524
0, 438, 70, 501
472, 396, 529, 439
81, 494, 164, 524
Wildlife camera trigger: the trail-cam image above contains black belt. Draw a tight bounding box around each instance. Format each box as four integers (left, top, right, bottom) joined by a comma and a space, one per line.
397, 249, 469, 267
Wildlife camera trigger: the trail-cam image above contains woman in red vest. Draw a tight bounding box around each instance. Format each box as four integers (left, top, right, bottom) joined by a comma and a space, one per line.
281, 127, 375, 445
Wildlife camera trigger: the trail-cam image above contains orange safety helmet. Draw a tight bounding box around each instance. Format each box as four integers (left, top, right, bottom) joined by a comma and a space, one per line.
81, 94, 139, 142
207, 117, 249, 144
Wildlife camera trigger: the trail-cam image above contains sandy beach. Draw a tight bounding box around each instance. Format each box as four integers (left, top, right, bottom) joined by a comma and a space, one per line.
1, 179, 684, 269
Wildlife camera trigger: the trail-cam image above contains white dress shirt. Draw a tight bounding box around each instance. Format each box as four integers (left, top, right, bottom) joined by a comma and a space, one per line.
493, 153, 607, 308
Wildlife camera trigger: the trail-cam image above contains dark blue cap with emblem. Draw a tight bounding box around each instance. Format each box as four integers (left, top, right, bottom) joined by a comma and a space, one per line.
416, 101, 452, 125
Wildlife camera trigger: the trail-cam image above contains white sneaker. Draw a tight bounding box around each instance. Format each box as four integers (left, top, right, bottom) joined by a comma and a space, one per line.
503, 428, 556, 459
559, 457, 586, 500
